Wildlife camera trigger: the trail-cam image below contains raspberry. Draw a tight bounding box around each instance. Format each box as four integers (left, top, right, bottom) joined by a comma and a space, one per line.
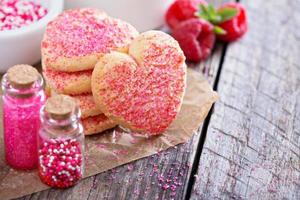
172, 18, 215, 62
217, 3, 247, 42
165, 0, 207, 29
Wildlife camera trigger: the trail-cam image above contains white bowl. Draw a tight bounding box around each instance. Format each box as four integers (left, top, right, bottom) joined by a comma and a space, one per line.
65, 0, 174, 31
0, 0, 64, 73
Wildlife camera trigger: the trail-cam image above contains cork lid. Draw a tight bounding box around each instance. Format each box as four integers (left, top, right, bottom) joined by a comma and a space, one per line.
7, 64, 39, 89
45, 95, 77, 120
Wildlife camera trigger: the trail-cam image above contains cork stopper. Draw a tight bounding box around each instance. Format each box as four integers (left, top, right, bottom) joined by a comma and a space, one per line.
45, 95, 77, 120
7, 64, 39, 89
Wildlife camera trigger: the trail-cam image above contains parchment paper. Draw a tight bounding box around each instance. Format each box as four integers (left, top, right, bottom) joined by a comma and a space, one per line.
0, 68, 218, 200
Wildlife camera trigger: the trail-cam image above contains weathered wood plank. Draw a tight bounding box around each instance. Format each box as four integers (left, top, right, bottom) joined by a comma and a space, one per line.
191, 0, 300, 199
16, 1, 228, 199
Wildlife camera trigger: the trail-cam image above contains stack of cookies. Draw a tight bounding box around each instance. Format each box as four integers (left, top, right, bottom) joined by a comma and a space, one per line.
42, 8, 187, 136
41, 8, 139, 135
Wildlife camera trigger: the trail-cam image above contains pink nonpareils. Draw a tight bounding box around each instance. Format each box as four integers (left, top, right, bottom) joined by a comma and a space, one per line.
38, 94, 85, 188
38, 138, 83, 188
0, 0, 48, 31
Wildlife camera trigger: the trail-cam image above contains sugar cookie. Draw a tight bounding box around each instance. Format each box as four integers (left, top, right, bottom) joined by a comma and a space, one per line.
42, 8, 139, 72
91, 31, 186, 134
82, 114, 117, 135
43, 68, 92, 95
74, 94, 102, 119
45, 88, 102, 119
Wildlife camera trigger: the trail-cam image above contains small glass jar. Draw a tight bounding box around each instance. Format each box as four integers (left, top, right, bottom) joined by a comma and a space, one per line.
38, 95, 84, 188
2, 64, 45, 170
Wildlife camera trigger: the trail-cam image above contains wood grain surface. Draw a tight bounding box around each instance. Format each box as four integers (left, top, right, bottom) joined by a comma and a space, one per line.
15, 0, 300, 199
191, 0, 300, 199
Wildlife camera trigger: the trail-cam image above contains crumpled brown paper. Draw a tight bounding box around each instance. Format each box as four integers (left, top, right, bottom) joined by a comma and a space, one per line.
0, 68, 218, 200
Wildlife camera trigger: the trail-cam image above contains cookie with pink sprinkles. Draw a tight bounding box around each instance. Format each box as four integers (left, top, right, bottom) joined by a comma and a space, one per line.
46, 90, 102, 119
43, 68, 92, 95
41, 8, 139, 72
92, 31, 186, 135
74, 94, 102, 119
82, 114, 117, 135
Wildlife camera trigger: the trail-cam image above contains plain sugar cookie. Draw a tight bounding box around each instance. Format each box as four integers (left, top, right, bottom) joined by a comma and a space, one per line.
41, 8, 139, 72
92, 31, 186, 134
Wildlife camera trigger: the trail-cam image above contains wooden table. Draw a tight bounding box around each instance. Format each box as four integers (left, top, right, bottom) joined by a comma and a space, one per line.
17, 0, 300, 199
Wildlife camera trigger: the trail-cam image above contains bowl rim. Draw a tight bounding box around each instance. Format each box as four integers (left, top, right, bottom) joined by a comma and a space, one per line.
0, 0, 64, 38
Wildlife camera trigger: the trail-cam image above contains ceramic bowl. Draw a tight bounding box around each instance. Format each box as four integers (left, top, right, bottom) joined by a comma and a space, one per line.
65, 0, 173, 31
0, 0, 64, 73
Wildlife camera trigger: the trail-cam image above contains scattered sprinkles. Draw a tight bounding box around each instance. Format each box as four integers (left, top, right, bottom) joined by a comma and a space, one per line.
38, 138, 83, 188
0, 0, 47, 31
100, 145, 190, 199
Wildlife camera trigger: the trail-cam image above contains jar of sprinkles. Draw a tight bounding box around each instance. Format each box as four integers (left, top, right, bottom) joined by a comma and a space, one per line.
2, 64, 45, 170
38, 95, 84, 188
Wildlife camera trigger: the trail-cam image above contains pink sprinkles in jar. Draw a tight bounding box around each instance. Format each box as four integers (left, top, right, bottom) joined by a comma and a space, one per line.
2, 64, 45, 170
38, 138, 83, 188
0, 0, 48, 31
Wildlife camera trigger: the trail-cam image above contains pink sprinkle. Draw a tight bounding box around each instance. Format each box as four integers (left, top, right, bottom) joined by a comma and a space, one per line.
114, 149, 128, 156
96, 144, 107, 149
130, 138, 138, 144
162, 184, 170, 190
127, 164, 134, 171
139, 171, 145, 176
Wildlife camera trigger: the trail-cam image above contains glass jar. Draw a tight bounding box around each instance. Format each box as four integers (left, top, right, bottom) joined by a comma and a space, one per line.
38, 95, 84, 188
2, 64, 45, 170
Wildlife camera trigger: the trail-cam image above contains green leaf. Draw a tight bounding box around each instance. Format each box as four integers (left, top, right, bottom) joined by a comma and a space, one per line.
197, 4, 227, 24
200, 4, 209, 15
207, 4, 217, 16
209, 15, 222, 24
217, 7, 238, 23
206, 4, 222, 24
214, 25, 227, 35
197, 4, 237, 25
195, 11, 210, 21
199, 4, 210, 19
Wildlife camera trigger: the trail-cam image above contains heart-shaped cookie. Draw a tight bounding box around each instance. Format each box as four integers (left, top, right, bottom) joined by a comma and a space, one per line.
91, 31, 186, 134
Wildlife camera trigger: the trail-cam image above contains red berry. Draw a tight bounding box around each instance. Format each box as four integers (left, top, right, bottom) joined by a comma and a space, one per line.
165, 0, 207, 29
217, 3, 247, 42
172, 18, 215, 62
